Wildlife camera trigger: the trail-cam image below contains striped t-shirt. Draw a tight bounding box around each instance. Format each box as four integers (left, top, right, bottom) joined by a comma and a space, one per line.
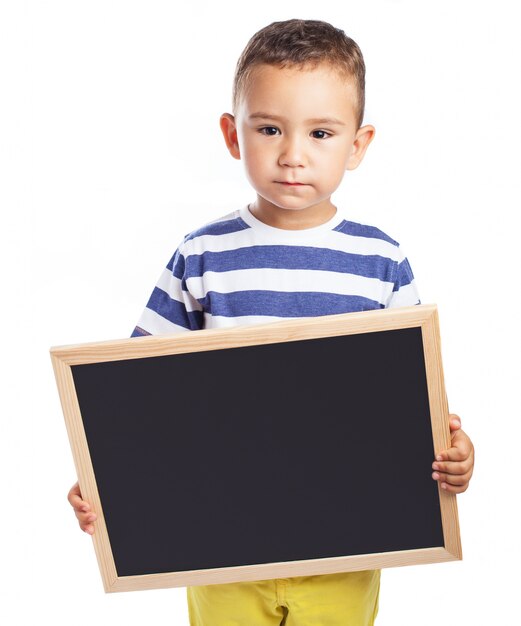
132, 206, 420, 336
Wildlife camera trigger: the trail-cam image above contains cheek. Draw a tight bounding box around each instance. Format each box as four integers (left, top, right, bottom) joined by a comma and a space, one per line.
242, 145, 269, 179
323, 147, 350, 177
316, 152, 346, 180
312, 153, 349, 192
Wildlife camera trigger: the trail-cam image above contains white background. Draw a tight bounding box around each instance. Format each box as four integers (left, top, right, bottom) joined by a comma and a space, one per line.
2, 0, 520, 623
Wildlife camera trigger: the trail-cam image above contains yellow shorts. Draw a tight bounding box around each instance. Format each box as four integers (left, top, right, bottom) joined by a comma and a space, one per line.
187, 570, 380, 626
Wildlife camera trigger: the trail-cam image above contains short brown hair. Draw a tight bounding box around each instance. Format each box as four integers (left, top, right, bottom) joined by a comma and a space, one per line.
232, 19, 366, 128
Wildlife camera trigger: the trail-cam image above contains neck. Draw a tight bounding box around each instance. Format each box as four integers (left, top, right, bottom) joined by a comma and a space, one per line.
249, 199, 337, 230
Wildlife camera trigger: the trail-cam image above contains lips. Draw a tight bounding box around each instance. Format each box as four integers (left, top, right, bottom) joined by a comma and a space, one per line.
277, 181, 306, 186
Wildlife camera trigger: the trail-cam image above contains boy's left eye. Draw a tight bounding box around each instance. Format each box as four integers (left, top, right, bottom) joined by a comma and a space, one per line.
259, 126, 280, 136
311, 130, 330, 139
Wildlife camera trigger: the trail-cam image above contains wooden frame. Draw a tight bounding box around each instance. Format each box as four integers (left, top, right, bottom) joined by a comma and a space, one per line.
51, 304, 461, 593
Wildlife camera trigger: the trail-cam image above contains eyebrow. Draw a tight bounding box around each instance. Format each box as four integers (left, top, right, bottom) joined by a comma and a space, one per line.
248, 112, 346, 126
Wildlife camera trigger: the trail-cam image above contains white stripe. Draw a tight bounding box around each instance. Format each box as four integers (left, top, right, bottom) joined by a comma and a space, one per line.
329, 230, 402, 261
203, 312, 302, 329
205, 210, 238, 225
183, 228, 402, 261
182, 210, 240, 241
387, 281, 421, 308
136, 307, 191, 335
186, 268, 392, 304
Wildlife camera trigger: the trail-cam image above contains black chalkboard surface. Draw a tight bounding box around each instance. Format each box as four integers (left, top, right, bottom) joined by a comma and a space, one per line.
51, 305, 462, 592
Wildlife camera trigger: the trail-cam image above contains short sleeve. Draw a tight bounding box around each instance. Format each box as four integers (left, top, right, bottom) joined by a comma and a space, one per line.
386, 248, 421, 308
131, 245, 204, 337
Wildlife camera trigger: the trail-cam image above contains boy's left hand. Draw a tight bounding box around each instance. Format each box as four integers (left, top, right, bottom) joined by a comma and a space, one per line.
432, 414, 474, 494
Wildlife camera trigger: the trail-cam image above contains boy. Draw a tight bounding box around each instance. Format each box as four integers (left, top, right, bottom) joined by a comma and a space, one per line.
68, 19, 474, 626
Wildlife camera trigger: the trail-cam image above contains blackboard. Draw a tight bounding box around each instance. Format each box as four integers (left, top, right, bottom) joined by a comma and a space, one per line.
51, 304, 461, 592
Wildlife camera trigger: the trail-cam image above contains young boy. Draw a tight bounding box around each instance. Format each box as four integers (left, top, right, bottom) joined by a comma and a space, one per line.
68, 19, 474, 625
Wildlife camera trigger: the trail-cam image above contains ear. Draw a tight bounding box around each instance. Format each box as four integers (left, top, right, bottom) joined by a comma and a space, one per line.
346, 124, 376, 171
220, 113, 241, 160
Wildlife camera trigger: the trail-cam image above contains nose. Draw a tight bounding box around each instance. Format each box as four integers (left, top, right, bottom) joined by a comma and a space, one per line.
278, 134, 306, 167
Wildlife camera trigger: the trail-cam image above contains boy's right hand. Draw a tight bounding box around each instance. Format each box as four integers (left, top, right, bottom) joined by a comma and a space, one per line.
68, 481, 97, 535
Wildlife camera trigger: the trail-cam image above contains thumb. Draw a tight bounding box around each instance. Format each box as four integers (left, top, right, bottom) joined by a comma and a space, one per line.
449, 414, 461, 433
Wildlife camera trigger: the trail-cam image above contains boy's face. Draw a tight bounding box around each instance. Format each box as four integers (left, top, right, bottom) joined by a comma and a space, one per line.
221, 63, 375, 227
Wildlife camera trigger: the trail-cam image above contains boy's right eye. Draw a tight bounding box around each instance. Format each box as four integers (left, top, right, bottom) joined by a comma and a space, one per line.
259, 126, 280, 136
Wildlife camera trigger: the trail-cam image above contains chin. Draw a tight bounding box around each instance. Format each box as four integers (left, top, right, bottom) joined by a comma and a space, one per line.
272, 206, 312, 214
267, 198, 319, 212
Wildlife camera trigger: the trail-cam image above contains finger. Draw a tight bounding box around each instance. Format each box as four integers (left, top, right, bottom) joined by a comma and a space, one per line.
438, 481, 469, 494
74, 509, 97, 525
76, 510, 97, 533
436, 440, 474, 463
67, 482, 84, 507
435, 449, 466, 463
67, 482, 78, 502
68, 482, 91, 512
71, 495, 90, 513
448, 414, 461, 431
432, 458, 473, 476
432, 469, 472, 487
81, 522, 95, 535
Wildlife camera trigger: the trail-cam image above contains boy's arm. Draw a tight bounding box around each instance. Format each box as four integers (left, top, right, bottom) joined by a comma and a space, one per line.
68, 244, 203, 533
384, 251, 474, 492
132, 245, 204, 336
431, 415, 475, 494
386, 248, 421, 309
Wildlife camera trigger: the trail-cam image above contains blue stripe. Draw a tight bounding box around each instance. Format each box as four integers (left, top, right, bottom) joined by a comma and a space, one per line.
185, 247, 395, 282
131, 326, 151, 337
147, 287, 203, 330
165, 251, 189, 290
166, 250, 185, 278
334, 220, 398, 246
200, 290, 383, 318
393, 258, 414, 291
184, 217, 250, 242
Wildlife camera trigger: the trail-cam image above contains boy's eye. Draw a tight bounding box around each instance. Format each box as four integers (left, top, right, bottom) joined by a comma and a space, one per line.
259, 126, 280, 136
311, 130, 330, 139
